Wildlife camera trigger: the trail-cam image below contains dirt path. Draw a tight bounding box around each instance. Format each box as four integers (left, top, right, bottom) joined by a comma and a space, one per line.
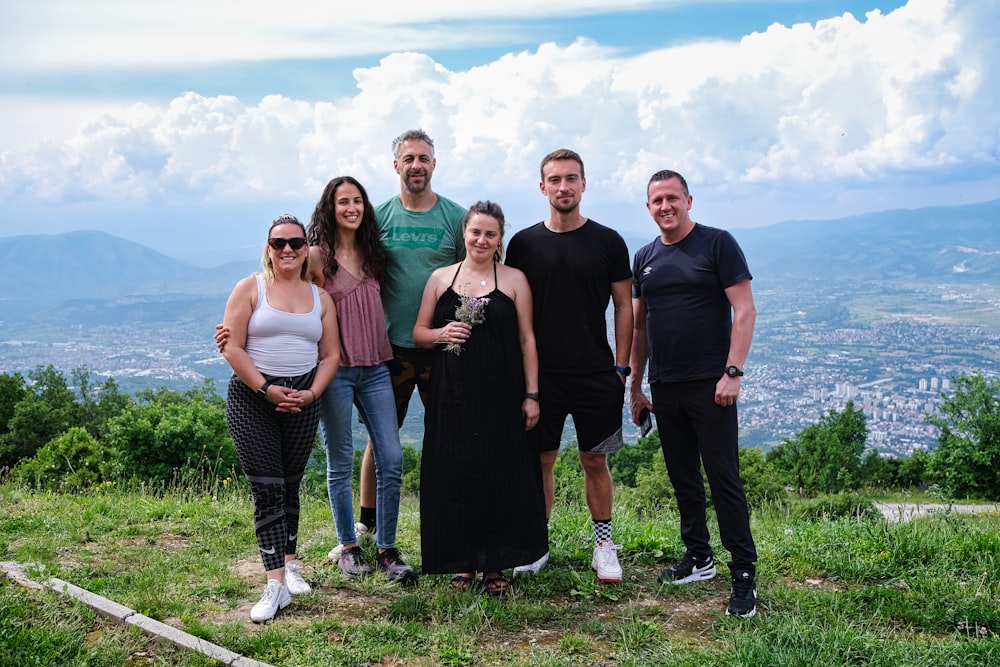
875, 502, 998, 522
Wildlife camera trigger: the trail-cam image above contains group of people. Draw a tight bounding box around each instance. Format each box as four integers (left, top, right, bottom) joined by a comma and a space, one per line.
220, 129, 761, 623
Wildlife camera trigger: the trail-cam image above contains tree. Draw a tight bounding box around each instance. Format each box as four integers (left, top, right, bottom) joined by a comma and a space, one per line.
609, 430, 661, 487
0, 373, 28, 468
0, 372, 27, 437
0, 365, 78, 469
72, 367, 133, 439
886, 449, 931, 490
925, 373, 1000, 499
766, 401, 869, 495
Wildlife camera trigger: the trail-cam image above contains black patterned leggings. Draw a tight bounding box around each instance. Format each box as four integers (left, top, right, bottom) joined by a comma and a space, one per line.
226, 369, 319, 573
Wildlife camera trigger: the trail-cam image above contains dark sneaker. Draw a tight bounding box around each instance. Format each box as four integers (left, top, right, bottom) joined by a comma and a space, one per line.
726, 570, 757, 618
338, 546, 372, 578
658, 553, 716, 585
328, 523, 373, 562
374, 547, 417, 585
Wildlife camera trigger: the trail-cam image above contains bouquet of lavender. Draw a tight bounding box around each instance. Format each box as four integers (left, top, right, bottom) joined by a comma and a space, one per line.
445, 295, 490, 356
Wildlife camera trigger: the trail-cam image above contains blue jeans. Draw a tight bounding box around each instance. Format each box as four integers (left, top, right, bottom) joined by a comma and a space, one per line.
319, 363, 403, 549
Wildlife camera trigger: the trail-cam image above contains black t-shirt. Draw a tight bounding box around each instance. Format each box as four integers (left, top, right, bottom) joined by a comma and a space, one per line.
632, 224, 752, 382
506, 219, 632, 374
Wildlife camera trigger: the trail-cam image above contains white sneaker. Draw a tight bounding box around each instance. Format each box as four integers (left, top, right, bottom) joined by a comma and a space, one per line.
284, 559, 312, 596
250, 579, 291, 623
591, 541, 623, 583
513, 551, 549, 578
327, 522, 371, 562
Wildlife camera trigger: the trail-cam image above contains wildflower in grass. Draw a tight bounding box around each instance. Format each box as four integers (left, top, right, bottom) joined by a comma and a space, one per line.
445, 295, 490, 356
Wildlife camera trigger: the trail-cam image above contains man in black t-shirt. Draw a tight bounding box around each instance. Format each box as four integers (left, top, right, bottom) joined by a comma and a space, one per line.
629, 169, 759, 618
505, 148, 633, 583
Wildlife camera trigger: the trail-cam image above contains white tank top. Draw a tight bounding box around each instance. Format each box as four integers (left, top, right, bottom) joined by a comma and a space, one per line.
245, 274, 323, 375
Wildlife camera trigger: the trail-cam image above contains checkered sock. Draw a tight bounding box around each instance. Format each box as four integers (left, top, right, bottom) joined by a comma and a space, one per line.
593, 519, 612, 545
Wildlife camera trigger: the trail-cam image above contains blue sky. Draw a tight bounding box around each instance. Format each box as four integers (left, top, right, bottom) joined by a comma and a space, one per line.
1, 0, 997, 265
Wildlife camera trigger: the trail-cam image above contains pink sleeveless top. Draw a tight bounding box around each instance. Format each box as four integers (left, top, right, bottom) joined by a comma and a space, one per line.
319, 247, 393, 367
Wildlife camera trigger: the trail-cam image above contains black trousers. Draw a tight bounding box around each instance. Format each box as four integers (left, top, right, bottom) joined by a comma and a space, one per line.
226, 369, 319, 572
651, 378, 757, 573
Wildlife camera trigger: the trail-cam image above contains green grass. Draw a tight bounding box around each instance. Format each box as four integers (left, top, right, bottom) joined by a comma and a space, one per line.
2, 479, 999, 666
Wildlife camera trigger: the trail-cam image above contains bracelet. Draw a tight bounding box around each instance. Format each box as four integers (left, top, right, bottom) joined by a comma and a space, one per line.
524, 392, 539, 401
306, 389, 316, 402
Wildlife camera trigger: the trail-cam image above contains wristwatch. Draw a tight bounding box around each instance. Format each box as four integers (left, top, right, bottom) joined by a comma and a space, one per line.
257, 381, 271, 396
725, 365, 744, 378
614, 365, 631, 377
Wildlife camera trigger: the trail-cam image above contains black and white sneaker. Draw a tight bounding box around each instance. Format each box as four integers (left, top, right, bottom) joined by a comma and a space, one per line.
658, 553, 716, 585
726, 570, 758, 618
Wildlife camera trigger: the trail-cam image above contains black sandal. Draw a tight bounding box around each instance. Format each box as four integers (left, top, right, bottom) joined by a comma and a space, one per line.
449, 574, 476, 591
482, 572, 509, 596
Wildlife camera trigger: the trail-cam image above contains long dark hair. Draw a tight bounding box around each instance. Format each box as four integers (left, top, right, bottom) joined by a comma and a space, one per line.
307, 176, 388, 283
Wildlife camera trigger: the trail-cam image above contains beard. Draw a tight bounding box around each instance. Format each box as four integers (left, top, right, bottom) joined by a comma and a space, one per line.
403, 173, 430, 194
551, 198, 579, 214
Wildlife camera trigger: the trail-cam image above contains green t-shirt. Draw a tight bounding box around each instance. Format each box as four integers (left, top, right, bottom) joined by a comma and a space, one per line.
376, 194, 467, 348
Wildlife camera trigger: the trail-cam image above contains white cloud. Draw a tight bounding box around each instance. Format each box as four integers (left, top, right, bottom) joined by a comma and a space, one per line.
0, 0, 677, 69
0, 0, 997, 249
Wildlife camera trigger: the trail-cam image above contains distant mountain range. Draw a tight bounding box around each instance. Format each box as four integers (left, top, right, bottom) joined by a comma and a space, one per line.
731, 200, 1000, 284
0, 231, 257, 318
1, 199, 998, 319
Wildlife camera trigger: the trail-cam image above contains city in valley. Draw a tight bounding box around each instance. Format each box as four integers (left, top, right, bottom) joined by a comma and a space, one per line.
3, 278, 998, 459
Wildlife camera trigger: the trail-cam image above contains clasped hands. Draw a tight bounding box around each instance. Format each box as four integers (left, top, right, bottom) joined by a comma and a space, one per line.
215, 324, 312, 413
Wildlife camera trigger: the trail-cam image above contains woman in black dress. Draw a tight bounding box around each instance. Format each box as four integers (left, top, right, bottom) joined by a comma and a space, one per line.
412, 200, 547, 594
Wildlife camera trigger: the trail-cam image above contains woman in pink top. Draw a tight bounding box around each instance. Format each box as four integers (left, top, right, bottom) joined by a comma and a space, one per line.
306, 176, 415, 584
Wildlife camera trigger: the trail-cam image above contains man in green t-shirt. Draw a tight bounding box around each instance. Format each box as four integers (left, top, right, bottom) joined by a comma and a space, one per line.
353, 129, 466, 538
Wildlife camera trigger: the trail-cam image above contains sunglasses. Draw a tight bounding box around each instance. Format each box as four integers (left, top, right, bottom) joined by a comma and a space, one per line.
267, 237, 308, 250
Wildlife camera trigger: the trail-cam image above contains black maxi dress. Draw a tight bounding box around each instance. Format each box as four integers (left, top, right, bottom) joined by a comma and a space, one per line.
420, 264, 548, 574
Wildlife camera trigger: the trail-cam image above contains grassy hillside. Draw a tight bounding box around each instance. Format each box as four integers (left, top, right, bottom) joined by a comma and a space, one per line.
2, 479, 999, 666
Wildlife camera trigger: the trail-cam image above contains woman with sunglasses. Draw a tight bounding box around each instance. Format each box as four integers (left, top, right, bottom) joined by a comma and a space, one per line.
305, 176, 415, 584
221, 214, 340, 623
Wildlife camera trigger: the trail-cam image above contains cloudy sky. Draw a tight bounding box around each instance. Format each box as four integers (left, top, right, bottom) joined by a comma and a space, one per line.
1, 0, 997, 265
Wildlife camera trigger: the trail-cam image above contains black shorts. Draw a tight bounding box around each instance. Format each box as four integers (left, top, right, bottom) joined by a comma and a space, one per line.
386, 345, 435, 428
531, 370, 625, 455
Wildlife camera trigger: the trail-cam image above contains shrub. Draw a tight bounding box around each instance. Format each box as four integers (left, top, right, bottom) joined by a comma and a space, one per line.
791, 492, 880, 521
767, 401, 869, 495
401, 445, 421, 494
739, 446, 787, 508
617, 454, 676, 515
105, 384, 239, 483
609, 430, 661, 487
15, 426, 111, 492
